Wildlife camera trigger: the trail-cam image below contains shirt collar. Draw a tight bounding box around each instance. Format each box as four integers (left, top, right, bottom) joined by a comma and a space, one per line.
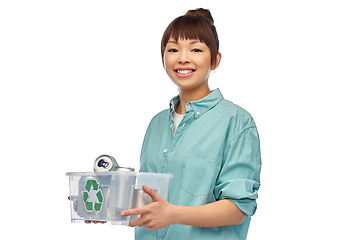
169, 88, 224, 118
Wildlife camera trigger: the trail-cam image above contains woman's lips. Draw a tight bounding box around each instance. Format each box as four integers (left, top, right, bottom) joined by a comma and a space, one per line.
174, 69, 195, 77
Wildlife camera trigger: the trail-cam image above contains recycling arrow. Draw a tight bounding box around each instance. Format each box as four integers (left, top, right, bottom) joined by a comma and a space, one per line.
82, 179, 103, 214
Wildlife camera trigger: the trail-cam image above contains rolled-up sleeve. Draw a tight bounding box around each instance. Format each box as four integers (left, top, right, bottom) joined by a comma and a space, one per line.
214, 126, 261, 216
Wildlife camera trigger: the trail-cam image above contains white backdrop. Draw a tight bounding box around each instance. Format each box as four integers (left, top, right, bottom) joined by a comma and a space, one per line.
1, 1, 359, 239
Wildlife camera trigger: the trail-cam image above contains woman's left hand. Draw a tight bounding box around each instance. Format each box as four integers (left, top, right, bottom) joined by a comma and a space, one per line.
121, 184, 176, 231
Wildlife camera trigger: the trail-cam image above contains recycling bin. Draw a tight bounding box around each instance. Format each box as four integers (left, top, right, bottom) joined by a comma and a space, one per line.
66, 171, 172, 225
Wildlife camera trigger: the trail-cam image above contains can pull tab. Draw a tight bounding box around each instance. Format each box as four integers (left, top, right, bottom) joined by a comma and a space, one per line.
97, 159, 110, 168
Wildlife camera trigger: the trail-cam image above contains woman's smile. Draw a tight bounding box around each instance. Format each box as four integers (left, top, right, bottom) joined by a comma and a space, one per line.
174, 67, 196, 77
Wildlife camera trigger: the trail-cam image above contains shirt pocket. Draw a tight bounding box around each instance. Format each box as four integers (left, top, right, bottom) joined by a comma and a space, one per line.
180, 148, 222, 197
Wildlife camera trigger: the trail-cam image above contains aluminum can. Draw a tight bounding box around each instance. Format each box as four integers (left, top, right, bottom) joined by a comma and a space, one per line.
93, 155, 119, 172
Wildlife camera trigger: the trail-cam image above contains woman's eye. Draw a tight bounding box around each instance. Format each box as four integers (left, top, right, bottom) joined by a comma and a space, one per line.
192, 49, 202, 52
168, 49, 178, 52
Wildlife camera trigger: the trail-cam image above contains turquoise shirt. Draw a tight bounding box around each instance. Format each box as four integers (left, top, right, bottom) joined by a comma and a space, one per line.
136, 89, 261, 240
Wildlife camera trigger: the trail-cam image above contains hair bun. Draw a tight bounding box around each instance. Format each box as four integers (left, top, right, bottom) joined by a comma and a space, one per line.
186, 8, 214, 24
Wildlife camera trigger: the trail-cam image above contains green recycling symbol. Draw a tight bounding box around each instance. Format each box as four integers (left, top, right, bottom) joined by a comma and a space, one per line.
82, 179, 103, 214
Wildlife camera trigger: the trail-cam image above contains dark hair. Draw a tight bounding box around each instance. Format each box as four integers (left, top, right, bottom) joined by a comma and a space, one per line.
161, 8, 219, 67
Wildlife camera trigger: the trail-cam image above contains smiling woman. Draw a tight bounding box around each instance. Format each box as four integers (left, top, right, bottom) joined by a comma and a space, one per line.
121, 8, 261, 240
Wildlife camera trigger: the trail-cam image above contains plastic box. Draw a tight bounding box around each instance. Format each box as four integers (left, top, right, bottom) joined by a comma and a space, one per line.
66, 171, 172, 225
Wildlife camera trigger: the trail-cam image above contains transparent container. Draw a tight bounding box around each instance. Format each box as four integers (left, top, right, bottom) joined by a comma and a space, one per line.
66, 171, 172, 225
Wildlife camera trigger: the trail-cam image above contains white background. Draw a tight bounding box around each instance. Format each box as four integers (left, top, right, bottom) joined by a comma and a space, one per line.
1, 0, 359, 239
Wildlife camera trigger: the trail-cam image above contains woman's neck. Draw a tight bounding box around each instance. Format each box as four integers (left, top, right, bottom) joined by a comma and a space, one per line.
175, 86, 211, 114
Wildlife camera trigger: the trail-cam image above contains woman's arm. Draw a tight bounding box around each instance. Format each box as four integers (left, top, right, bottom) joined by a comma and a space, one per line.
174, 198, 245, 228
121, 185, 245, 231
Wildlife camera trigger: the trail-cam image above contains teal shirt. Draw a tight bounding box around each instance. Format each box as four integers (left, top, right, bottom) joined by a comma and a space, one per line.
136, 89, 261, 240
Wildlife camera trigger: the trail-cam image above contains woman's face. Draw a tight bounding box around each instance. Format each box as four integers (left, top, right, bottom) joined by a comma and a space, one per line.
163, 38, 213, 92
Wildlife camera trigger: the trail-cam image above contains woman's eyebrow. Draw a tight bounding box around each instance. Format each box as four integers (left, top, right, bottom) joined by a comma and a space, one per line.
190, 40, 202, 44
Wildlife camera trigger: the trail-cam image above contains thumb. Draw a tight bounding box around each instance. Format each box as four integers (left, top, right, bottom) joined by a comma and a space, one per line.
142, 184, 162, 201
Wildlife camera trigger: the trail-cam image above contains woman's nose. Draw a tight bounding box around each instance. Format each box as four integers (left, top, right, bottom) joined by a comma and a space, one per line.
178, 52, 190, 64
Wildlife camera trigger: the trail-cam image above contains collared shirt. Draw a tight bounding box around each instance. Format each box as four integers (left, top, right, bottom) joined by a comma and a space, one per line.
136, 89, 261, 240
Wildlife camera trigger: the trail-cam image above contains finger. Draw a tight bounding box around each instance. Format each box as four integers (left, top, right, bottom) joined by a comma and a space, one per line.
128, 216, 150, 228
128, 219, 140, 228
128, 217, 142, 227
142, 184, 161, 201
68, 195, 76, 201
92, 220, 106, 224
121, 207, 144, 217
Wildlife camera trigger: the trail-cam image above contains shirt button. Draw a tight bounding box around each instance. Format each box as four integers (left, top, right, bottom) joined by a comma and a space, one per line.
163, 149, 167, 153
196, 111, 200, 115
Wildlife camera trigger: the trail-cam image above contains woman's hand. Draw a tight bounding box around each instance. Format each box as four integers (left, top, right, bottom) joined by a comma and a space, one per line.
121, 184, 176, 231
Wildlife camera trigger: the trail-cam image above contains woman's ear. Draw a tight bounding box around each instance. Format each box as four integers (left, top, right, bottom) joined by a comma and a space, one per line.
211, 52, 222, 70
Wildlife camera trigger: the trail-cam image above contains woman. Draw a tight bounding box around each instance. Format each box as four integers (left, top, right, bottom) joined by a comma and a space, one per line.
121, 8, 261, 240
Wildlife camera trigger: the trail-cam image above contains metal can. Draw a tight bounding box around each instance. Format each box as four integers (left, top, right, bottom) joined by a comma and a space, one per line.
113, 166, 135, 172
93, 155, 119, 172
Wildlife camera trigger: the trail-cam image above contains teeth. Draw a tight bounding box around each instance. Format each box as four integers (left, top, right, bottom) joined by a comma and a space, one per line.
177, 70, 193, 74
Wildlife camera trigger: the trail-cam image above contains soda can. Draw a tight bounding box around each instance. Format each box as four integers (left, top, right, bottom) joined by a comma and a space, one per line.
93, 155, 119, 172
